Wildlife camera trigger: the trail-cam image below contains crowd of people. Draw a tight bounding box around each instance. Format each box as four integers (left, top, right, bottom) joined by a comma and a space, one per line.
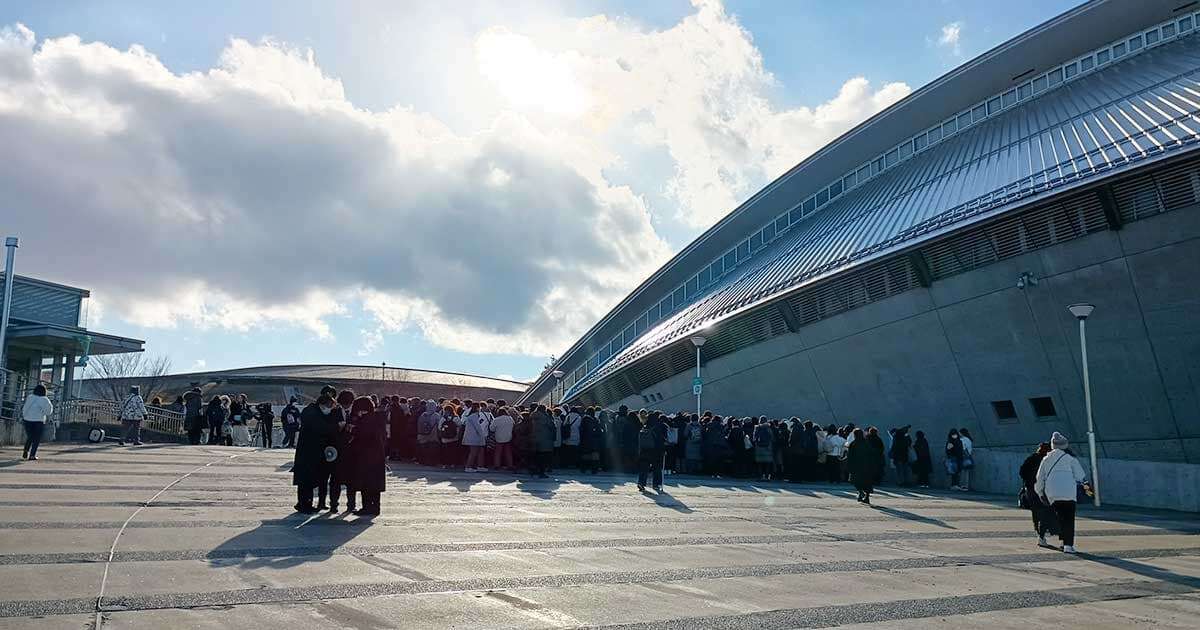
39, 383, 1091, 552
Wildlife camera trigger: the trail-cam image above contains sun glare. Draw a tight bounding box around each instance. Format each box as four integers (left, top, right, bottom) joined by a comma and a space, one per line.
475, 28, 589, 117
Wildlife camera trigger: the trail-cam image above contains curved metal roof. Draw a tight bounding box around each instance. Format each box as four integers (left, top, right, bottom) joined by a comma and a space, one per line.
551, 11, 1200, 403
170, 364, 528, 392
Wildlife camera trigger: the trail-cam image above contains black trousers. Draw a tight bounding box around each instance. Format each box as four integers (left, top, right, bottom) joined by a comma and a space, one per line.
1052, 500, 1077, 546
261, 421, 274, 448
23, 421, 45, 458
296, 485, 315, 510
359, 490, 381, 514
282, 427, 297, 448
530, 451, 552, 476
186, 416, 203, 445
638, 450, 664, 489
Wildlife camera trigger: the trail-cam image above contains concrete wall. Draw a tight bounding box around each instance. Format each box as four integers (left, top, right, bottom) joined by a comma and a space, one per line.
970, 447, 1200, 513
619, 203, 1200, 509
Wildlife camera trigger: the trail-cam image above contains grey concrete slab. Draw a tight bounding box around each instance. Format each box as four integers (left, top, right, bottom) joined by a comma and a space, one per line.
2, 444, 1199, 629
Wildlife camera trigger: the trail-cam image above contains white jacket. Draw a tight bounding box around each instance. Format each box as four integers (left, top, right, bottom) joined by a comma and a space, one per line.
1035, 449, 1087, 503
461, 411, 490, 447
22, 395, 53, 423
562, 412, 582, 446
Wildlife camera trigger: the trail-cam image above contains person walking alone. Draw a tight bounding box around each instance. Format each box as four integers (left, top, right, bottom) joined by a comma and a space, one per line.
1035, 432, 1089, 554
846, 428, 883, 505
21, 384, 53, 460
118, 386, 149, 446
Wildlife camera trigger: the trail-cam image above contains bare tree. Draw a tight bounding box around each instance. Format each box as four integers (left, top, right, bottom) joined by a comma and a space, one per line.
83, 353, 173, 403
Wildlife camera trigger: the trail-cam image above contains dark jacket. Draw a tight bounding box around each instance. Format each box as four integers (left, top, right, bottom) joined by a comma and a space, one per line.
281, 404, 301, 430
638, 418, 668, 457
847, 438, 884, 487
912, 436, 932, 474
579, 414, 603, 452
185, 392, 204, 416
533, 410, 557, 453
292, 403, 339, 487
1019, 452, 1046, 490
702, 423, 730, 460
351, 410, 388, 493
890, 432, 912, 463
205, 401, 227, 427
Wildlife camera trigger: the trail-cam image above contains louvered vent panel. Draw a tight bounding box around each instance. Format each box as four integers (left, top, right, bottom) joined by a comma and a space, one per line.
1113, 173, 1163, 222
1156, 161, 1199, 211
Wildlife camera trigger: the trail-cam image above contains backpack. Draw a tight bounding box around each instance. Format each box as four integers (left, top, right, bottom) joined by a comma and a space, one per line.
754, 425, 772, 448
638, 427, 656, 451
417, 413, 438, 436
438, 419, 459, 441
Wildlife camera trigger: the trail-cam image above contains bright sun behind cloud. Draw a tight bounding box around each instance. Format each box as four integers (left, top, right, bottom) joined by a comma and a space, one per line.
475, 27, 589, 117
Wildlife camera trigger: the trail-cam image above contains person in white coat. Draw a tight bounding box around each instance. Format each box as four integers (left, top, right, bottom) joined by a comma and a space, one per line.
119, 386, 149, 446
21, 384, 53, 460
1034, 432, 1089, 553
461, 402, 491, 473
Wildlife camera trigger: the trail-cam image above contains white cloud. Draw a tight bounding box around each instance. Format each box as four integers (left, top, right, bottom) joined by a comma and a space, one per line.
937, 21, 963, 56
189, 359, 207, 371
0, 2, 910, 358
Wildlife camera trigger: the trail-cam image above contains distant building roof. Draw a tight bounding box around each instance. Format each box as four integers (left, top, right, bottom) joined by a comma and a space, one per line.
164, 364, 528, 392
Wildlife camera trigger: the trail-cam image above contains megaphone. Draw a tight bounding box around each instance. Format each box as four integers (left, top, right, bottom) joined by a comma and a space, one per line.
323, 446, 338, 462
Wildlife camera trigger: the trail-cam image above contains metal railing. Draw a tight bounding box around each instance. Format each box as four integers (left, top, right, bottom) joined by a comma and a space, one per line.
0, 368, 28, 421
54, 398, 186, 435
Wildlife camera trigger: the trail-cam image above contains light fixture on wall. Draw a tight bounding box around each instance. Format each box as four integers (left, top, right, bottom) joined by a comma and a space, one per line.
1016, 271, 1039, 290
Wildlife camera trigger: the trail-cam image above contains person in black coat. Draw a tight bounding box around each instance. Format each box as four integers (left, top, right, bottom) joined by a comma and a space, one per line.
889, 425, 913, 486
912, 430, 933, 488
204, 396, 227, 445
347, 396, 387, 516
637, 411, 668, 492
331, 389, 358, 512
1020, 442, 1054, 545
578, 408, 603, 474
846, 428, 884, 505
292, 393, 342, 513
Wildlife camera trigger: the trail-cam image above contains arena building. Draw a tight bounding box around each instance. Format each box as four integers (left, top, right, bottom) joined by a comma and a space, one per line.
82, 364, 527, 406
520, 0, 1200, 506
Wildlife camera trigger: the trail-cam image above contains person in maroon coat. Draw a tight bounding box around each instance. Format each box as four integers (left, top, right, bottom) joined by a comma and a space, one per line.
347, 396, 388, 516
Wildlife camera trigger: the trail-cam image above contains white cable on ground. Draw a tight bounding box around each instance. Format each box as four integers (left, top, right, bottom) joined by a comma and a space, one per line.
92, 447, 261, 629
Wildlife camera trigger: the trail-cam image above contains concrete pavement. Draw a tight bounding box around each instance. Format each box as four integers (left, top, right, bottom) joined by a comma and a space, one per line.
1, 444, 1198, 629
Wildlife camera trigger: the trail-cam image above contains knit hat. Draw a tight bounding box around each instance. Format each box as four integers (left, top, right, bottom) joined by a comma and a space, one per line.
1051, 432, 1068, 449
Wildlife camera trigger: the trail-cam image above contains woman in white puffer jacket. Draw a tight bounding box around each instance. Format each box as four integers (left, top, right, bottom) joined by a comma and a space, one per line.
21, 384, 53, 460
1035, 432, 1089, 554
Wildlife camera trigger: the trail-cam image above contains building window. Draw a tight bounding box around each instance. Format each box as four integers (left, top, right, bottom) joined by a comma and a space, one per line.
816, 188, 830, 206
673, 287, 686, 308
1180, 16, 1193, 32
971, 104, 986, 122
750, 231, 763, 252
991, 400, 1018, 423
1029, 396, 1057, 419
1032, 75, 1047, 93
1001, 89, 1016, 108
1079, 56, 1093, 72
897, 142, 912, 161
856, 165, 871, 182
1096, 49, 1110, 65
987, 96, 1001, 115
1162, 23, 1175, 38
1018, 82, 1032, 100
762, 223, 775, 242
956, 112, 971, 131
1063, 62, 1078, 79
843, 172, 856, 190
739, 239, 751, 258
914, 133, 927, 152
829, 179, 844, 198
723, 250, 736, 271
1145, 29, 1159, 46
872, 157, 885, 176
1113, 42, 1126, 58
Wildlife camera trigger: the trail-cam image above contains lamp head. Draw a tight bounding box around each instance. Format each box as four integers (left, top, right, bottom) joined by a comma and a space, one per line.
690, 336, 707, 347
1068, 303, 1095, 320
551, 370, 564, 379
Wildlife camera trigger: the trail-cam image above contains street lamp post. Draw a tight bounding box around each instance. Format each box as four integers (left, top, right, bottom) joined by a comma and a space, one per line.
0, 237, 18, 388
550, 370, 564, 407
690, 336, 707, 416
1068, 303, 1100, 507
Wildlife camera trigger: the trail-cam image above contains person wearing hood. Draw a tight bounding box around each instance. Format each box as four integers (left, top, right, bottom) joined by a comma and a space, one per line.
1035, 432, 1089, 553
21, 384, 53, 460
292, 393, 342, 513
414, 400, 441, 466
945, 429, 965, 490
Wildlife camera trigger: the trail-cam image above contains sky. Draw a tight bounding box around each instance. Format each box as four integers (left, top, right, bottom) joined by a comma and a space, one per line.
0, 0, 1082, 383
